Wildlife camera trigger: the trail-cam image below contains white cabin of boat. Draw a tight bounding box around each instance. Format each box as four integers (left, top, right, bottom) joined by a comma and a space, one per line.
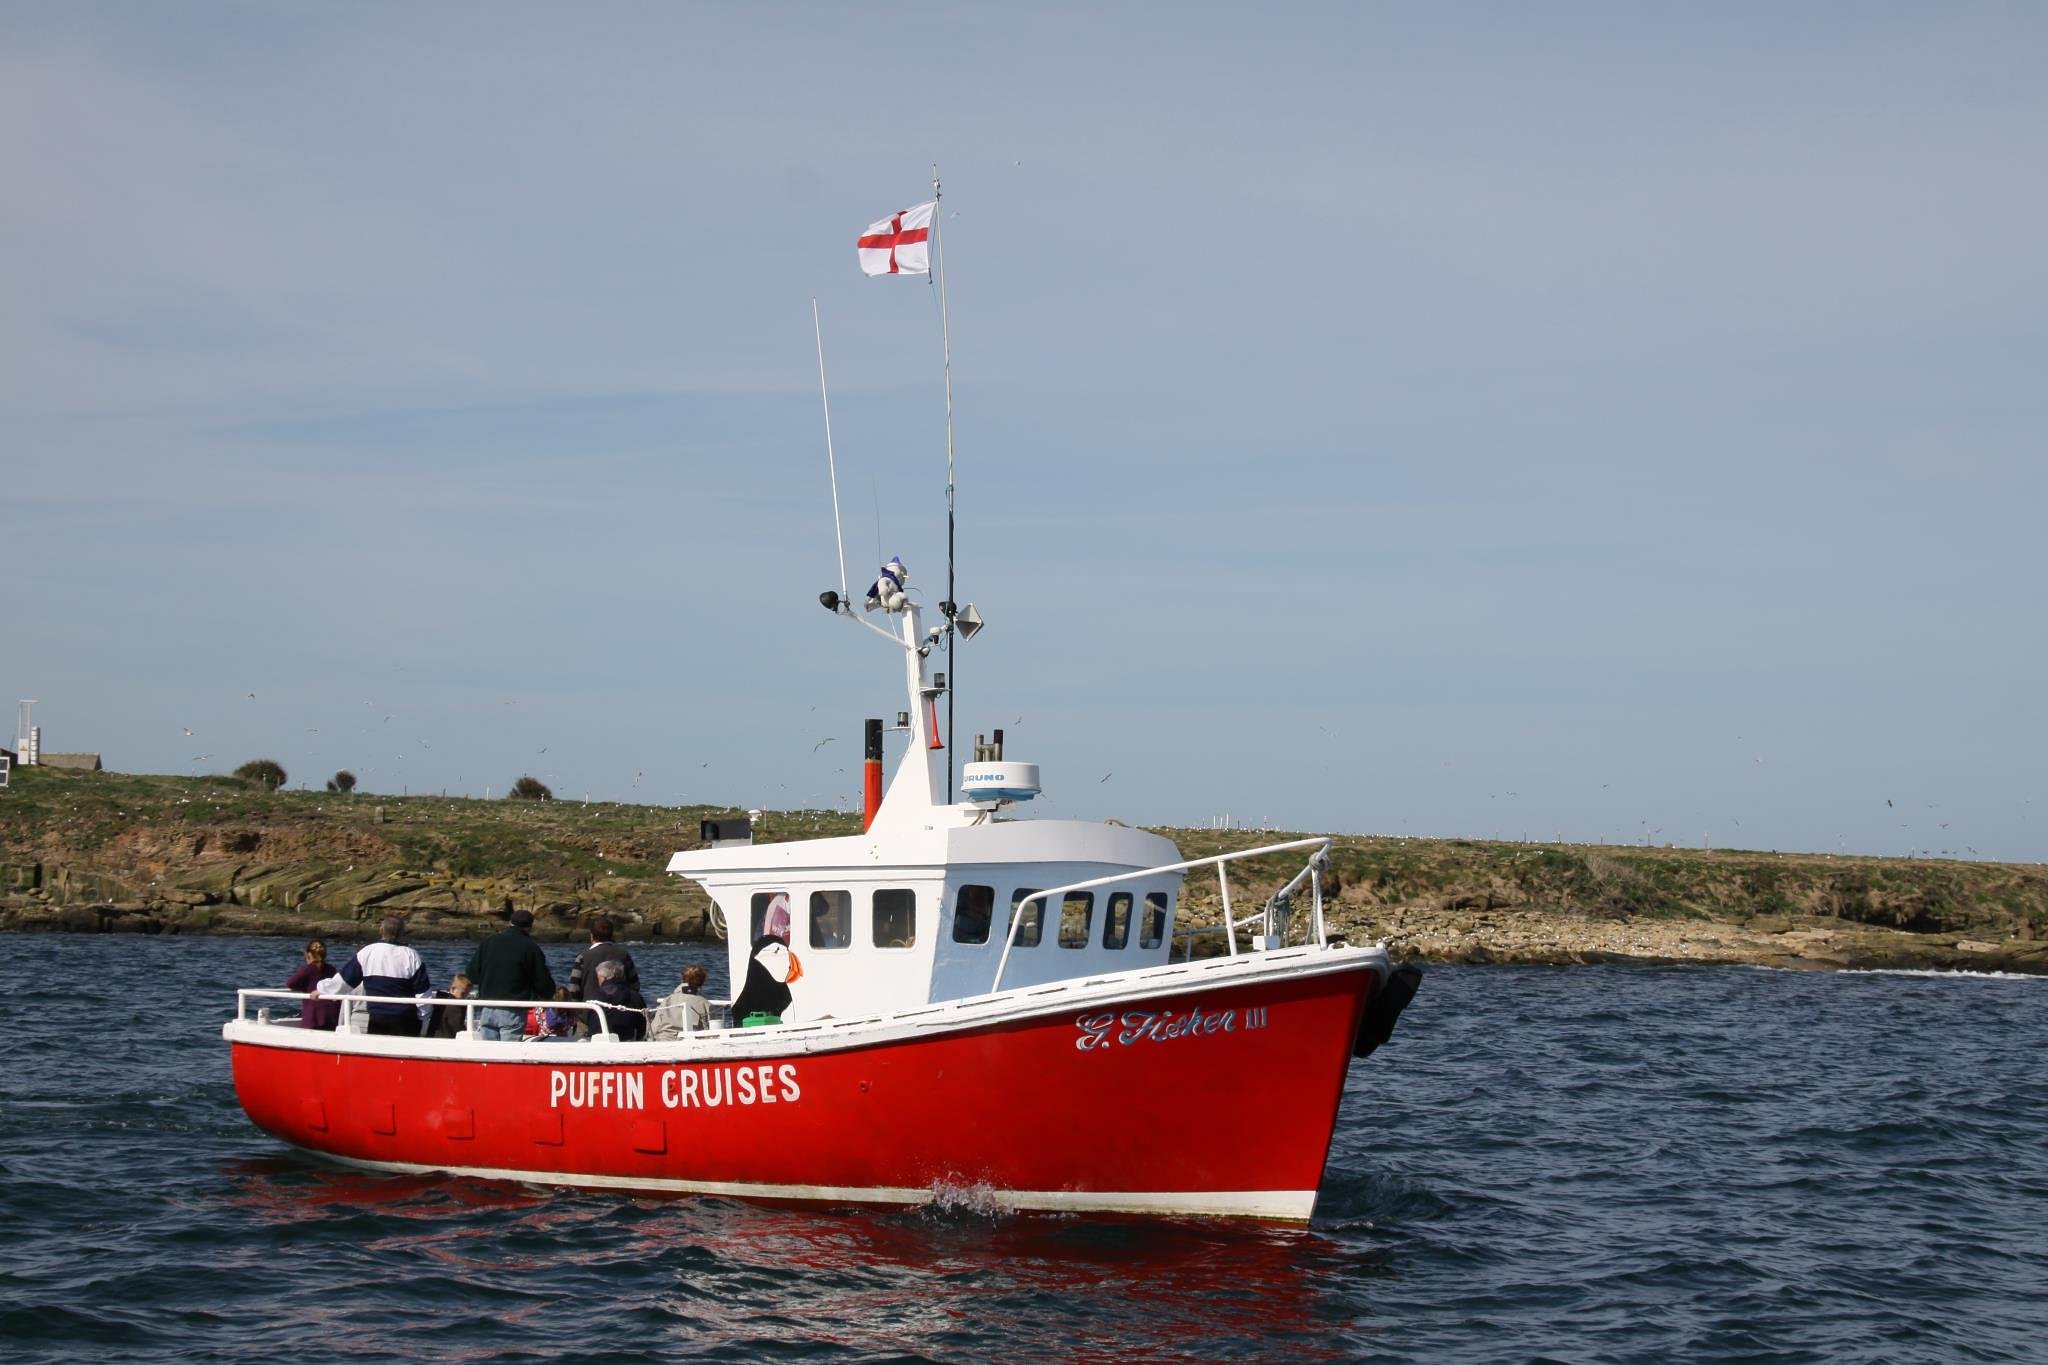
666, 594, 1187, 1023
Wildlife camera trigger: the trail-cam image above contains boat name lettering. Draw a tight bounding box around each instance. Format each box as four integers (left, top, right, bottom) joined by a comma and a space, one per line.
659, 1063, 802, 1109
548, 1069, 646, 1110
1074, 1005, 1259, 1050
547, 1064, 801, 1111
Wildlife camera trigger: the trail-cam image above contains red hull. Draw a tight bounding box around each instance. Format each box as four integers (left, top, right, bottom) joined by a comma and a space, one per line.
230, 959, 1381, 1221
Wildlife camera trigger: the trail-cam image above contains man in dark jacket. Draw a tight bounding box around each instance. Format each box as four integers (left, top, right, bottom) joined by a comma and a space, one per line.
567, 916, 640, 1002
466, 909, 555, 1040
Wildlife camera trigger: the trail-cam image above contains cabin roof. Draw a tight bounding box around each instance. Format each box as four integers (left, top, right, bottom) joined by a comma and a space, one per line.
666, 816, 1182, 882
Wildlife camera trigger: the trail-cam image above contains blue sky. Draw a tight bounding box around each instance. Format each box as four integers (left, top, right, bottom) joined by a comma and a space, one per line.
5, 2, 2043, 861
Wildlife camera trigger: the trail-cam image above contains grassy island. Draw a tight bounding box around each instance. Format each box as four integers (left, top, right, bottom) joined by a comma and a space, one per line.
4, 766, 2044, 974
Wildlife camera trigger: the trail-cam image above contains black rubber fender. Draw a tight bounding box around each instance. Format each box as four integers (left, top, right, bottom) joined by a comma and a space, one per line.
1353, 963, 1422, 1058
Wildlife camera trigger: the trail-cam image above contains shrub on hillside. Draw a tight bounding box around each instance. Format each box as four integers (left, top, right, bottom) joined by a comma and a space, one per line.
234, 758, 287, 791
508, 775, 553, 801
326, 770, 357, 793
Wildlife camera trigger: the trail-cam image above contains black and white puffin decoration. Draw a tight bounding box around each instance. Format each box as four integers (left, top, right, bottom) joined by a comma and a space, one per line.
731, 934, 803, 1024
864, 556, 908, 613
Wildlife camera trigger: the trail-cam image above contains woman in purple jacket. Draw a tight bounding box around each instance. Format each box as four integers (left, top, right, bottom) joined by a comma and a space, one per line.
285, 940, 340, 1030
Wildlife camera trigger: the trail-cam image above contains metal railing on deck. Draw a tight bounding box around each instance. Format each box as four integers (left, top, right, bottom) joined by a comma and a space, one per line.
991, 836, 1333, 993
231, 989, 732, 1039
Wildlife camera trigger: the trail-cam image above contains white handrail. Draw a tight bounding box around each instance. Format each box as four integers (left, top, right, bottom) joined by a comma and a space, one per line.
231, 989, 696, 1041
1219, 862, 1235, 956
990, 837, 1332, 993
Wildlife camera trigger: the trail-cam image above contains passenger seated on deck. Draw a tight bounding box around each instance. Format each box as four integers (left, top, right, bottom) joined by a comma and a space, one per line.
527, 988, 577, 1041
650, 964, 712, 1039
425, 974, 474, 1039
590, 958, 647, 1040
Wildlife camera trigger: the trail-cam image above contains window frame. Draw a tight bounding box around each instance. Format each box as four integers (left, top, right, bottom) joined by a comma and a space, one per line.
749, 890, 790, 942
1140, 891, 1170, 949
808, 889, 852, 950
951, 883, 995, 945
1057, 891, 1095, 949
1103, 891, 1133, 950
1009, 888, 1044, 948
871, 887, 918, 949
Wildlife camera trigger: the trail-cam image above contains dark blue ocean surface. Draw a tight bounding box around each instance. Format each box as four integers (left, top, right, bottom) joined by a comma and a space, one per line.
1, 935, 2043, 1362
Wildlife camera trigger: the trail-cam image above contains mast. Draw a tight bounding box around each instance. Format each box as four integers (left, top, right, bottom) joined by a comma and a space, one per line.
933, 165, 958, 803
866, 600, 949, 831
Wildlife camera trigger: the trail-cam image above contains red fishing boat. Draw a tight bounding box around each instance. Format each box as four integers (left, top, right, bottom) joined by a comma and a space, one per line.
224, 574, 1418, 1220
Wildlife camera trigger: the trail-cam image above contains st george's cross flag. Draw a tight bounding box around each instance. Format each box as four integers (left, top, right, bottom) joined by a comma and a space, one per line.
857, 201, 934, 276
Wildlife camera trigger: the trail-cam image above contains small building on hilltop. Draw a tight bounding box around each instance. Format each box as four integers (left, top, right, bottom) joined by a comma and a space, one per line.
38, 753, 103, 772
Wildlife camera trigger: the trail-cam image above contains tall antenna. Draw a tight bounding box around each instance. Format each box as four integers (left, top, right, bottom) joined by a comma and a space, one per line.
933, 165, 958, 802
812, 299, 850, 603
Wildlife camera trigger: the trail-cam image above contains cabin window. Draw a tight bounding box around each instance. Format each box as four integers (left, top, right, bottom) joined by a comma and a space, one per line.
1140, 891, 1170, 949
872, 889, 917, 948
1010, 889, 1044, 948
808, 890, 852, 950
952, 884, 995, 945
750, 891, 791, 942
1103, 892, 1133, 950
1058, 892, 1095, 948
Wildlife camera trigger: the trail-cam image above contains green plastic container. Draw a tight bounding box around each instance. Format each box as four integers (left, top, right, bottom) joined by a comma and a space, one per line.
740, 1011, 781, 1028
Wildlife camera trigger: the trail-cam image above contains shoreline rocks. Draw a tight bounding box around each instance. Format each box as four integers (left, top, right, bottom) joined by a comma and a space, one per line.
1336, 905, 2048, 974
7, 891, 2044, 973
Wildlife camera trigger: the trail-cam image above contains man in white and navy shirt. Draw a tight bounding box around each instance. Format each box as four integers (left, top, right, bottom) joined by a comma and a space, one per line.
327, 915, 432, 1037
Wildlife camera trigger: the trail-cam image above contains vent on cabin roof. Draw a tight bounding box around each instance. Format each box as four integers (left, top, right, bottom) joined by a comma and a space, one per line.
701, 817, 753, 848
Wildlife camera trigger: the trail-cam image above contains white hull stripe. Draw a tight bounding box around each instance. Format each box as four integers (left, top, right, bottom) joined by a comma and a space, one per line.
310, 1150, 1318, 1222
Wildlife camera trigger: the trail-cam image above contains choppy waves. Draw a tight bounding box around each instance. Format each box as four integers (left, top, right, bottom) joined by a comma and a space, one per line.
3, 940, 2045, 1360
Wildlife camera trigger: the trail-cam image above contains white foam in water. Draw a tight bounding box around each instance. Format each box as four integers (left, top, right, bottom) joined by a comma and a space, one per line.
924, 1179, 1016, 1219
1741, 964, 2045, 981
1835, 968, 2046, 981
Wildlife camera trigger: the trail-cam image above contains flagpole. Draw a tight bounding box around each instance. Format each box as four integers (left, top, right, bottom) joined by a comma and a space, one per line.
933, 165, 957, 803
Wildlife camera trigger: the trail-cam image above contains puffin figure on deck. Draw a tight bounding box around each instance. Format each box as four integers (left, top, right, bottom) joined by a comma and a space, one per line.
731, 936, 803, 1025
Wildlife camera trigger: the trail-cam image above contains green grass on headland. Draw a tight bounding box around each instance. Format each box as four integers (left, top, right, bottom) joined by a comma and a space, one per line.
3, 765, 2044, 971
0, 765, 826, 940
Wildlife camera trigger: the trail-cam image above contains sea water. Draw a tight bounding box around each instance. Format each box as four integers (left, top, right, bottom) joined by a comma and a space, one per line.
1, 935, 2042, 1361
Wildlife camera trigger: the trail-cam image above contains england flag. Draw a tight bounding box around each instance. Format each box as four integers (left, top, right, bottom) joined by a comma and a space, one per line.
856, 201, 934, 276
